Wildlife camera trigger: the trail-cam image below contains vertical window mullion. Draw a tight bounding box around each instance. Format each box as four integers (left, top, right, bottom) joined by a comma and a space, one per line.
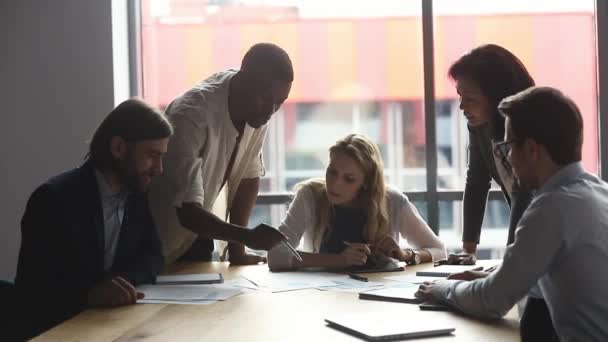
597, 0, 608, 180
128, 0, 143, 97
422, 0, 439, 234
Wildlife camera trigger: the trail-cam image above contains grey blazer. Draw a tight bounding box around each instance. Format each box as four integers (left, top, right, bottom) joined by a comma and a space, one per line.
462, 124, 533, 245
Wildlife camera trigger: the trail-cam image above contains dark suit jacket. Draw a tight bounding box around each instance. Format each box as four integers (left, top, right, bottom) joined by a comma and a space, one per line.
463, 124, 533, 245
14, 161, 163, 337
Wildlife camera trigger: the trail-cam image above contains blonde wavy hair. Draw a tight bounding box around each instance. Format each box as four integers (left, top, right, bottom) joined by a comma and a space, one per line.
295, 134, 389, 250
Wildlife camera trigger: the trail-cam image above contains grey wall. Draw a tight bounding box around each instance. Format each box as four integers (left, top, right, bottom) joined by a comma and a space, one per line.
0, 1, 115, 279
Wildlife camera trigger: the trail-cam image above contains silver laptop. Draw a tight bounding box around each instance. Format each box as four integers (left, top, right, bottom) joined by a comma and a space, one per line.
325, 314, 455, 341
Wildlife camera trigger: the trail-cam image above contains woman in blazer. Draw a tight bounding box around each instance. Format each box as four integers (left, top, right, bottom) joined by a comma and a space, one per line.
448, 44, 535, 263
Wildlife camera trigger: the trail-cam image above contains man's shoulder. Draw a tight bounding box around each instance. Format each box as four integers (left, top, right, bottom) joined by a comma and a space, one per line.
165, 70, 237, 123
184, 69, 236, 102
40, 163, 94, 200
529, 176, 604, 217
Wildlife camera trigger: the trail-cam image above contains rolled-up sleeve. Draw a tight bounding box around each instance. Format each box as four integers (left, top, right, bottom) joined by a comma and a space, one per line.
242, 152, 265, 180
164, 111, 206, 208
397, 193, 447, 261
268, 187, 313, 270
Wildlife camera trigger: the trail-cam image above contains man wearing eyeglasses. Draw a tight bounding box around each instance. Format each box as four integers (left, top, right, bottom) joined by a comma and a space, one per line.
148, 43, 292, 265
417, 86, 608, 341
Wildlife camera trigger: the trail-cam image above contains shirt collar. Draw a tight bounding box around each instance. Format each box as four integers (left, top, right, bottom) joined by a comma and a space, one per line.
95, 169, 128, 199
537, 161, 586, 195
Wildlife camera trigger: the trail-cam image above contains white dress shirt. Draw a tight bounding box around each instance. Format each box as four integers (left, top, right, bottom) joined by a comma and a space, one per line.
95, 170, 129, 271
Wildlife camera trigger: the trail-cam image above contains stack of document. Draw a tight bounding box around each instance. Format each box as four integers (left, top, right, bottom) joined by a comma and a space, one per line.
155, 273, 223, 285
137, 273, 243, 305
137, 284, 242, 305
359, 284, 422, 304
415, 265, 484, 277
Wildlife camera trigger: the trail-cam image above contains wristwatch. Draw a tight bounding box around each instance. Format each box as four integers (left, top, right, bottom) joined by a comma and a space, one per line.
405, 248, 421, 265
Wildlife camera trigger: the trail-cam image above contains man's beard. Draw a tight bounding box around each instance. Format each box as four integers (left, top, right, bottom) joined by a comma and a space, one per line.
113, 155, 143, 193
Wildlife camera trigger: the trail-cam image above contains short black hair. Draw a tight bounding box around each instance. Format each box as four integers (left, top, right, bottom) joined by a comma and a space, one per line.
241, 43, 294, 83
449, 44, 535, 138
498, 86, 583, 165
87, 98, 173, 170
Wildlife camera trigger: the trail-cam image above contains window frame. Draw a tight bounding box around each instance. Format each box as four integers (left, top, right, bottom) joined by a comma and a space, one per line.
128, 0, 608, 241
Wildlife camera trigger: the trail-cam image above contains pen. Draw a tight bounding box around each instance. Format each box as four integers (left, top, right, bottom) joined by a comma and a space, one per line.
434, 259, 448, 267
485, 265, 498, 273
348, 274, 368, 282
282, 240, 303, 262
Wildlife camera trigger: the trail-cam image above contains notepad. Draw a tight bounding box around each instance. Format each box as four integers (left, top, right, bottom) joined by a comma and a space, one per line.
415, 265, 483, 277
155, 273, 224, 285
325, 314, 455, 341
359, 286, 422, 304
348, 254, 405, 274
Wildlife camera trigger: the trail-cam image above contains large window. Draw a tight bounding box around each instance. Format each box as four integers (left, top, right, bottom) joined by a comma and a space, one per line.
137, 0, 600, 256
431, 0, 599, 254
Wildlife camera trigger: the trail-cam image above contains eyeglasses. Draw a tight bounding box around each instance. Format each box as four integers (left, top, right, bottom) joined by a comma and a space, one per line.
493, 140, 520, 172
493, 140, 514, 173
493, 140, 516, 161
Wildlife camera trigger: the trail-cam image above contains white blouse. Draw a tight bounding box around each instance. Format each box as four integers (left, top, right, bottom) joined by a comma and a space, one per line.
268, 185, 447, 269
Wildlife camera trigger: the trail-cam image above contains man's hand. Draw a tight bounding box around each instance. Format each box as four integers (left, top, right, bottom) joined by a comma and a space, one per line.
446, 241, 478, 265
415, 281, 437, 302
229, 252, 267, 265
447, 270, 489, 281
372, 235, 407, 261
244, 223, 286, 251
446, 252, 477, 265
339, 242, 371, 266
87, 276, 143, 307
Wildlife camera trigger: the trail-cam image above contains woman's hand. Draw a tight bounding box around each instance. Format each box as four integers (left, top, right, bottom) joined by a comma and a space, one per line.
339, 242, 371, 266
372, 235, 407, 261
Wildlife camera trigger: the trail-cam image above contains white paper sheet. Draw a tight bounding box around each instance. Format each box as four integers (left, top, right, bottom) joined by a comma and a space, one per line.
382, 275, 444, 284
136, 284, 242, 301
241, 271, 387, 293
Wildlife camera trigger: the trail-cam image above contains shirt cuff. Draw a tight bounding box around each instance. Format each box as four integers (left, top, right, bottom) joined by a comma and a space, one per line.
431, 279, 459, 303
423, 247, 448, 262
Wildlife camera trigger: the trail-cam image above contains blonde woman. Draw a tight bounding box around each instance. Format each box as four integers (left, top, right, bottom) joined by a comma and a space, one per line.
268, 134, 446, 271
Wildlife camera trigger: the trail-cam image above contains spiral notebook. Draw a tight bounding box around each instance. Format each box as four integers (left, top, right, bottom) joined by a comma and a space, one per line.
325, 314, 455, 341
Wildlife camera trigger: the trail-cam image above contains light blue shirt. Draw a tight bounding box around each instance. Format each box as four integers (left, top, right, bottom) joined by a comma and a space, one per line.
432, 162, 608, 342
95, 170, 129, 272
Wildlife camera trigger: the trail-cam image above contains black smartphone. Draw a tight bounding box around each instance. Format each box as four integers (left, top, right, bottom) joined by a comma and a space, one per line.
419, 303, 453, 311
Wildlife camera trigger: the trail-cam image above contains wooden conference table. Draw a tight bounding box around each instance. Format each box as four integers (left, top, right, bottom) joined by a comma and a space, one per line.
35, 260, 519, 341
